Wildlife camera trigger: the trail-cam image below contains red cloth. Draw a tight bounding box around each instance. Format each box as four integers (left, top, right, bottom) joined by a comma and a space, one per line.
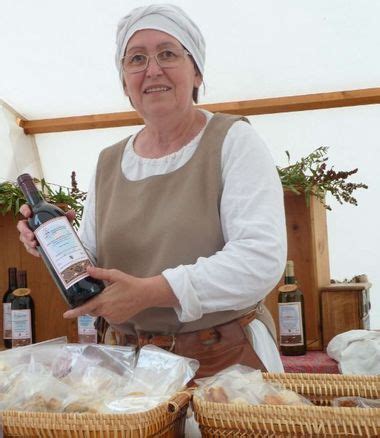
281, 351, 340, 374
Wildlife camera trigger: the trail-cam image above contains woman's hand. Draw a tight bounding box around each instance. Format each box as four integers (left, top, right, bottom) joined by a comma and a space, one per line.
62, 266, 179, 324
17, 204, 76, 257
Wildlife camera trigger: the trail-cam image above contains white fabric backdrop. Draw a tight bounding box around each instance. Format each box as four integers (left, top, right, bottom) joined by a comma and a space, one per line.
0, 101, 42, 182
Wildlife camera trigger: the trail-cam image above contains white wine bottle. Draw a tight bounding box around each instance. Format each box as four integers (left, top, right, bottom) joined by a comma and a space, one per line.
278, 260, 307, 356
17, 173, 104, 308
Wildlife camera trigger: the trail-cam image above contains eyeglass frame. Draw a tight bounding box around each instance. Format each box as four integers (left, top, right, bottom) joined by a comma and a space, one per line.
121, 48, 192, 74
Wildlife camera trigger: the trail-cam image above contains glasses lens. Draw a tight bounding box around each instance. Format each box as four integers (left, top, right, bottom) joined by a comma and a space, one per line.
123, 48, 186, 73
156, 49, 184, 68
123, 53, 148, 73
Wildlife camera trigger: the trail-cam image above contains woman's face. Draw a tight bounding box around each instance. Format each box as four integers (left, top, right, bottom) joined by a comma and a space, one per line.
123, 29, 202, 120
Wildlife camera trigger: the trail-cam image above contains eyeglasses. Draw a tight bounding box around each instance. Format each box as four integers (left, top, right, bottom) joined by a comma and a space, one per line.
122, 48, 191, 74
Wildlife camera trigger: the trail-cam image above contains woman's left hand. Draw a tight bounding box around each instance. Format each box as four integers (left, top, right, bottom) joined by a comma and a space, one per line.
63, 266, 178, 324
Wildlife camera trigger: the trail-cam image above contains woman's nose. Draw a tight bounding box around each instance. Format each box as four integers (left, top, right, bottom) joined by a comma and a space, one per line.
145, 56, 163, 76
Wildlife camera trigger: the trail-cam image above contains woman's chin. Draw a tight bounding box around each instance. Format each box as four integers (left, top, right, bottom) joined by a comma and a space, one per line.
142, 101, 178, 117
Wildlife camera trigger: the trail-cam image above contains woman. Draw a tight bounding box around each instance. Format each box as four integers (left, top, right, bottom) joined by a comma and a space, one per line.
18, 4, 286, 375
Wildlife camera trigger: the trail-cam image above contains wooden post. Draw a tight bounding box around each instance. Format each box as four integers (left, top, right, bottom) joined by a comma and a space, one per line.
265, 191, 331, 350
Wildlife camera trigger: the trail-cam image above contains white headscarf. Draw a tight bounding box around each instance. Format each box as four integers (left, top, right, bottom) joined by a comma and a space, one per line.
115, 4, 205, 85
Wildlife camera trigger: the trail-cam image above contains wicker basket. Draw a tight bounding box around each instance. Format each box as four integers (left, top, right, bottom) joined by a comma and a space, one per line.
193, 373, 380, 437
0, 391, 191, 438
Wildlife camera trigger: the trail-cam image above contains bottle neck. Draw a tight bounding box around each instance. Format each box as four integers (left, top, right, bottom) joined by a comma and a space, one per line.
17, 174, 44, 207
8, 268, 17, 290
284, 275, 296, 285
17, 271, 28, 288
284, 260, 296, 285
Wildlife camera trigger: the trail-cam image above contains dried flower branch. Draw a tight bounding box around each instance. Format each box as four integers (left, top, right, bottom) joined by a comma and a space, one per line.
277, 146, 368, 210
0, 171, 87, 230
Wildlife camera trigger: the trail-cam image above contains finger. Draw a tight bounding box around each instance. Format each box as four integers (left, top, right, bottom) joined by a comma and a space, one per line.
18, 223, 38, 247
86, 266, 124, 283
19, 204, 32, 218
65, 209, 76, 223
16, 218, 33, 237
25, 244, 40, 257
63, 301, 99, 319
19, 231, 37, 247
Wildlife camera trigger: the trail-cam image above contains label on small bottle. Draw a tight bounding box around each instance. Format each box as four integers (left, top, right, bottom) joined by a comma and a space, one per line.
35, 216, 93, 289
11, 309, 32, 340
78, 315, 97, 344
278, 302, 304, 346
3, 303, 12, 339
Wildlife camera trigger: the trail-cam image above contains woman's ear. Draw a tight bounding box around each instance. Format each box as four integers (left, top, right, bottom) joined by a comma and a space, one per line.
194, 71, 203, 89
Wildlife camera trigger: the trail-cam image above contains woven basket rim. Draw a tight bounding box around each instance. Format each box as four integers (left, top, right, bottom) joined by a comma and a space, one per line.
0, 390, 192, 432
262, 372, 380, 382
193, 373, 380, 436
193, 394, 380, 416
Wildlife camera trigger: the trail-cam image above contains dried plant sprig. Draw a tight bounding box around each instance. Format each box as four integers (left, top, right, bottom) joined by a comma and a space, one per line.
277, 146, 368, 210
0, 172, 87, 230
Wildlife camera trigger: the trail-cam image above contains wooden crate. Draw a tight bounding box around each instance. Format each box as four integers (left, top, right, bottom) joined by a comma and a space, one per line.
321, 282, 371, 349
0, 213, 77, 345
265, 191, 330, 350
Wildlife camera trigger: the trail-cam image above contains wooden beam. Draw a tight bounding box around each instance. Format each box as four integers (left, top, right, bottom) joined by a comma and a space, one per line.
17, 87, 380, 134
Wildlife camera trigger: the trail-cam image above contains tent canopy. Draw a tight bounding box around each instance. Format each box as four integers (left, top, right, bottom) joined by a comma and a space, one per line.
1, 0, 379, 328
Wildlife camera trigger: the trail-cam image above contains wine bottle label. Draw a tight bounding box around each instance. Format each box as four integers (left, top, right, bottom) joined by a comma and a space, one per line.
278, 302, 304, 346
35, 216, 93, 289
11, 309, 32, 340
3, 303, 12, 339
78, 315, 97, 335
78, 315, 97, 344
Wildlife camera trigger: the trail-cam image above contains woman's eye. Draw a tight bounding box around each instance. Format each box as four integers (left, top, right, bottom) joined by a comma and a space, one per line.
129, 54, 146, 65
158, 50, 177, 60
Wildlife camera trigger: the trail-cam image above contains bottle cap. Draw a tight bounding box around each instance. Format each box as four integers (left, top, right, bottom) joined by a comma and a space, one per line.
12, 288, 31, 297
16, 173, 33, 185
285, 260, 295, 277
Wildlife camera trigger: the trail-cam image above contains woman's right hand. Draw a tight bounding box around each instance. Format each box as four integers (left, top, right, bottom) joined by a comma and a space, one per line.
17, 204, 76, 257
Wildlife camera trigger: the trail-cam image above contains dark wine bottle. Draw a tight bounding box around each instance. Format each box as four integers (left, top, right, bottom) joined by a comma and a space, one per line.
17, 173, 105, 308
11, 275, 35, 348
2, 267, 18, 348
278, 260, 307, 356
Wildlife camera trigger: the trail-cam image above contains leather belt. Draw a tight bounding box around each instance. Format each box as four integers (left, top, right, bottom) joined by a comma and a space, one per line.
124, 307, 258, 352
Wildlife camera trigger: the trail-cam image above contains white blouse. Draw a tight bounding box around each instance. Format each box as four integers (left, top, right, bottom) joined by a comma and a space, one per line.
79, 110, 286, 372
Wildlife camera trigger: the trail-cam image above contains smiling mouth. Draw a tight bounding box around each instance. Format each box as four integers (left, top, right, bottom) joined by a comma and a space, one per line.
144, 86, 171, 94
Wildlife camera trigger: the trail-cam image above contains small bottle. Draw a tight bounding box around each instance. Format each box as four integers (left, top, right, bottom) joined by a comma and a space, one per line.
77, 315, 98, 344
17, 173, 105, 308
11, 271, 35, 347
278, 260, 307, 356
2, 267, 18, 348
